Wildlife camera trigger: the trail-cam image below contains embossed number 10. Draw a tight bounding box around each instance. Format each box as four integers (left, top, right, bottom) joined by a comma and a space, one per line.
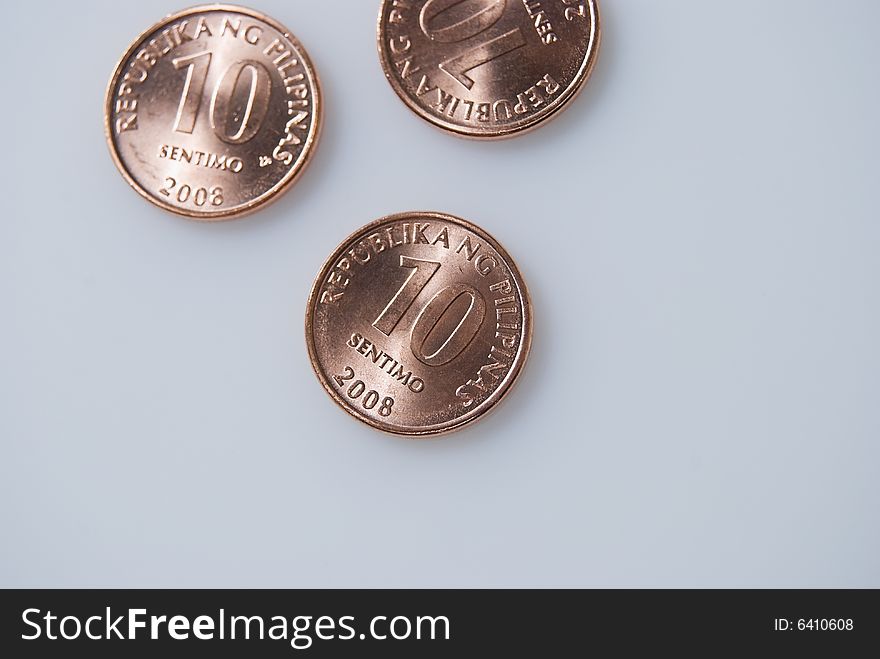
420, 0, 526, 90
373, 256, 487, 367
171, 51, 272, 144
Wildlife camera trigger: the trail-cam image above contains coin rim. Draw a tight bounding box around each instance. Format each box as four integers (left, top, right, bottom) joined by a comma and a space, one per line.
305, 211, 533, 437
376, 0, 601, 140
103, 3, 323, 220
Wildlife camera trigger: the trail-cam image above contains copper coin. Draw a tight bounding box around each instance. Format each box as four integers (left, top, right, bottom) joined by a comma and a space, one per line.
306, 212, 532, 437
104, 5, 322, 220
377, 0, 600, 139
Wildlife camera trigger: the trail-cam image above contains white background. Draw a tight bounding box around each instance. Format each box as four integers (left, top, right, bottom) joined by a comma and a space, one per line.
2, 0, 878, 587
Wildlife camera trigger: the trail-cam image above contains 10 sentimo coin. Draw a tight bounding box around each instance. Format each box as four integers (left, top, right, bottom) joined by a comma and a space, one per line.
306, 212, 532, 437
378, 0, 600, 138
104, 5, 322, 219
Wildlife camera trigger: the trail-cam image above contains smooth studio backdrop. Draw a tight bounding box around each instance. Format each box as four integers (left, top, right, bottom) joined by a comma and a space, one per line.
2, 0, 878, 586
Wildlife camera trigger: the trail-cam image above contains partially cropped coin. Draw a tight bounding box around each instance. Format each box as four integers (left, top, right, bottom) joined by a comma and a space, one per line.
377, 0, 600, 139
306, 212, 532, 437
105, 5, 321, 220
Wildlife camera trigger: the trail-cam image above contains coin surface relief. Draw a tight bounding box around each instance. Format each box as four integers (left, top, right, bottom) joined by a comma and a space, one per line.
378, 0, 600, 138
306, 212, 532, 436
105, 5, 322, 219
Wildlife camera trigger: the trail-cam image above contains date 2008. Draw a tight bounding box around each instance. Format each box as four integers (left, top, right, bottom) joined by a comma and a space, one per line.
333, 367, 394, 417
159, 178, 223, 207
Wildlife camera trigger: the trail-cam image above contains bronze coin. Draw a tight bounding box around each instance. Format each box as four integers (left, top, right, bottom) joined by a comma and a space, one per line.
306, 212, 532, 437
377, 0, 601, 139
104, 5, 322, 220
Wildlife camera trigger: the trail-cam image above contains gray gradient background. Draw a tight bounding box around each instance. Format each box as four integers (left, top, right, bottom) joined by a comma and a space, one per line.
2, 0, 878, 587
